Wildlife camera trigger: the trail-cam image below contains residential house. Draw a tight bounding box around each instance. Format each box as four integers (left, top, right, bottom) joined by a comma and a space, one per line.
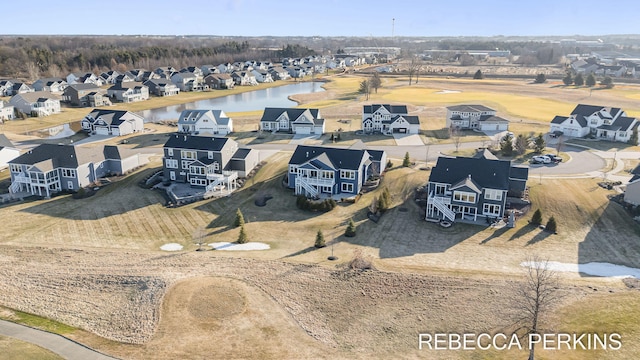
268, 67, 290, 81
8, 144, 145, 197
100, 71, 120, 84
549, 104, 638, 143
217, 63, 236, 74
31, 78, 68, 93
177, 109, 233, 135
162, 134, 258, 193
425, 154, 529, 223
231, 71, 257, 86
126, 69, 147, 81
180, 66, 204, 79
81, 109, 145, 136
204, 73, 234, 89
154, 66, 177, 79
0, 101, 14, 121
200, 64, 219, 76
0, 134, 20, 169
143, 79, 180, 96
0, 80, 14, 96
66, 72, 104, 86
171, 72, 202, 91
114, 73, 136, 84
63, 84, 111, 107
624, 165, 640, 206
10, 82, 34, 96
596, 65, 626, 78
287, 145, 387, 199
284, 66, 306, 79
251, 69, 274, 83
361, 104, 421, 134
446, 105, 509, 131
106, 82, 150, 103
259, 107, 325, 135
10, 91, 61, 117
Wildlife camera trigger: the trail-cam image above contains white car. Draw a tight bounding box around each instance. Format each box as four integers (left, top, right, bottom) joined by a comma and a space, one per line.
531, 155, 551, 164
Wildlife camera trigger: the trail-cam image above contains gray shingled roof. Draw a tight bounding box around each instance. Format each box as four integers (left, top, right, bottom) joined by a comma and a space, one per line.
260, 108, 321, 122
571, 104, 606, 117
429, 156, 514, 191
447, 104, 495, 112
611, 116, 637, 132
289, 145, 382, 170
163, 134, 233, 151
0, 134, 15, 149
9, 144, 122, 170
363, 104, 408, 115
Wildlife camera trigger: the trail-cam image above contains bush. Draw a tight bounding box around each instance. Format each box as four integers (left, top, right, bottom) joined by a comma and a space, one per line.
473, 69, 484, 79
531, 209, 543, 225
386, 160, 393, 169
545, 216, 557, 233
345, 218, 356, 237
296, 196, 336, 212
315, 229, 326, 248
534, 73, 546, 83
402, 152, 411, 167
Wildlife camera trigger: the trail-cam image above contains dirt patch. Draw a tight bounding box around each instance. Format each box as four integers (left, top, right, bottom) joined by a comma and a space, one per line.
187, 283, 246, 320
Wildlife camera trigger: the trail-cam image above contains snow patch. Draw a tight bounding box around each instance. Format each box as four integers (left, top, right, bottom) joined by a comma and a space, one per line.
522, 261, 640, 279
209, 242, 270, 251
435, 90, 461, 94
160, 243, 183, 251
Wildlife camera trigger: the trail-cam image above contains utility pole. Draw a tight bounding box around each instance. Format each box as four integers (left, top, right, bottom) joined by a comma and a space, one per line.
391, 18, 395, 39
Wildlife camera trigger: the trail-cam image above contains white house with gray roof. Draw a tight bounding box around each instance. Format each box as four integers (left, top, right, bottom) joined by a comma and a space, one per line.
177, 109, 233, 136
10, 91, 61, 117
550, 104, 638, 143
446, 105, 509, 131
0, 101, 14, 121
260, 108, 325, 135
81, 109, 145, 136
8, 144, 145, 197
0, 134, 20, 169
362, 104, 420, 134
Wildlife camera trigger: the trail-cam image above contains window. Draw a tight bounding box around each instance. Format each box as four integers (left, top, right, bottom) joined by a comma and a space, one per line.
321, 171, 334, 179
483, 204, 501, 216
208, 151, 213, 159
341, 183, 354, 193
453, 191, 476, 203
67, 181, 74, 189
181, 150, 196, 160
289, 165, 297, 173
434, 184, 447, 196
170, 171, 176, 180
189, 166, 205, 175
190, 178, 207, 186
61, 169, 76, 178
322, 186, 332, 193
9, 164, 20, 173
484, 189, 503, 201
181, 160, 192, 169
340, 170, 356, 180
165, 159, 178, 169
213, 162, 220, 171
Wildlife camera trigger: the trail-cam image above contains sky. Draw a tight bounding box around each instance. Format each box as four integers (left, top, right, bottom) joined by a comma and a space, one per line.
4, 0, 640, 38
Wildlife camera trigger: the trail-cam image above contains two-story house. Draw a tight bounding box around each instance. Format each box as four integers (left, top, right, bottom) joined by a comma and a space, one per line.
31, 78, 68, 93
162, 135, 259, 193
203, 73, 234, 90
81, 109, 145, 136
549, 104, 638, 143
259, 107, 325, 135
0, 80, 14, 96
287, 145, 387, 199
10, 91, 61, 117
177, 109, 233, 136
361, 104, 420, 134
425, 154, 528, 223
8, 144, 144, 198
171, 72, 202, 92
63, 84, 111, 107
0, 134, 20, 169
446, 105, 509, 131
0, 101, 14, 121
143, 79, 180, 96
106, 82, 150, 103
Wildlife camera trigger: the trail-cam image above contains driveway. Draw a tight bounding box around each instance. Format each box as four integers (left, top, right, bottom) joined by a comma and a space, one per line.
0, 319, 118, 360
393, 133, 424, 146
289, 134, 321, 145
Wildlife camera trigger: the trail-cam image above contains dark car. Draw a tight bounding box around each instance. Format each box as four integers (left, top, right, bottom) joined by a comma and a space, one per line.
544, 154, 562, 163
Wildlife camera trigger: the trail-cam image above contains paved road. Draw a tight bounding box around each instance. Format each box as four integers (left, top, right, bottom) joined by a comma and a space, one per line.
0, 320, 118, 360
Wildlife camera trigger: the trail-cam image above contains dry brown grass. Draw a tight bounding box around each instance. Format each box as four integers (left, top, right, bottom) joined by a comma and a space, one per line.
0, 336, 63, 360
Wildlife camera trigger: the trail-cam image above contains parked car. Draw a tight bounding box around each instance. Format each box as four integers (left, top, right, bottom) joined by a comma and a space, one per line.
531, 155, 551, 164
544, 153, 562, 163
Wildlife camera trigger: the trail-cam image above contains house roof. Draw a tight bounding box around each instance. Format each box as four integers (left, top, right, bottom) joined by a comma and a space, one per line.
612, 116, 637, 131
9, 144, 122, 169
450, 176, 482, 193
550, 115, 569, 124
289, 145, 382, 171
66, 83, 100, 92
389, 115, 420, 125
86, 109, 143, 126
163, 134, 234, 152
260, 108, 321, 122
429, 156, 518, 191
479, 115, 509, 123
363, 104, 408, 115
0, 134, 15, 149
177, 109, 230, 126
447, 104, 495, 113
553, 114, 588, 127
12, 91, 60, 103
473, 148, 498, 160
571, 104, 606, 117
231, 148, 253, 159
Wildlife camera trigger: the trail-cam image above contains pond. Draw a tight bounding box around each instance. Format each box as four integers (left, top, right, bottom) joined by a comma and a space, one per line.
137, 81, 325, 122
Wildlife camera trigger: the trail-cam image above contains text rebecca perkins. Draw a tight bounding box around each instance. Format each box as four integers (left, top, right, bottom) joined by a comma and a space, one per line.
419, 333, 621, 351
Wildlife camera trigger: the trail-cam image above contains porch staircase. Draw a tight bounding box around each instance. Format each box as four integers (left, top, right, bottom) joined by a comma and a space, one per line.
295, 177, 319, 197
428, 192, 455, 222
8, 181, 21, 194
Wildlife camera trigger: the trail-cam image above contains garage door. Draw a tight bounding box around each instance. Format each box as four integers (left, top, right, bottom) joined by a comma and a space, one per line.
296, 127, 311, 135
393, 128, 407, 133
96, 127, 109, 136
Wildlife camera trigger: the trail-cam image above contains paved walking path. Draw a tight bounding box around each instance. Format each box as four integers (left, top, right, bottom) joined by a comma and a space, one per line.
0, 320, 118, 360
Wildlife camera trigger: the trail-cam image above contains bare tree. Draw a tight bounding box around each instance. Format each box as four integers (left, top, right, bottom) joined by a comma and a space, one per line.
554, 136, 564, 155
513, 256, 561, 360
25, 61, 40, 82
192, 227, 207, 251
407, 55, 422, 85
449, 126, 462, 152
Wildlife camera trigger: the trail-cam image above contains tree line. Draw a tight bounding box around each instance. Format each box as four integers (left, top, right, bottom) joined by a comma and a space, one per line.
0, 36, 316, 80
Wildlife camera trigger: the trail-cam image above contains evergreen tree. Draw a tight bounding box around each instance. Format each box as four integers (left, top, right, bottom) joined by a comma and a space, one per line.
403, 152, 411, 167
500, 133, 514, 156
574, 73, 584, 86
531, 209, 543, 225
545, 216, 557, 233
629, 126, 639, 145
237, 225, 248, 244
234, 208, 245, 227
585, 73, 596, 87
359, 79, 370, 100
533, 133, 546, 154
473, 69, 484, 79
345, 218, 357, 237
601, 76, 614, 89
514, 134, 529, 155
562, 72, 573, 86
534, 73, 546, 83
315, 229, 326, 248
